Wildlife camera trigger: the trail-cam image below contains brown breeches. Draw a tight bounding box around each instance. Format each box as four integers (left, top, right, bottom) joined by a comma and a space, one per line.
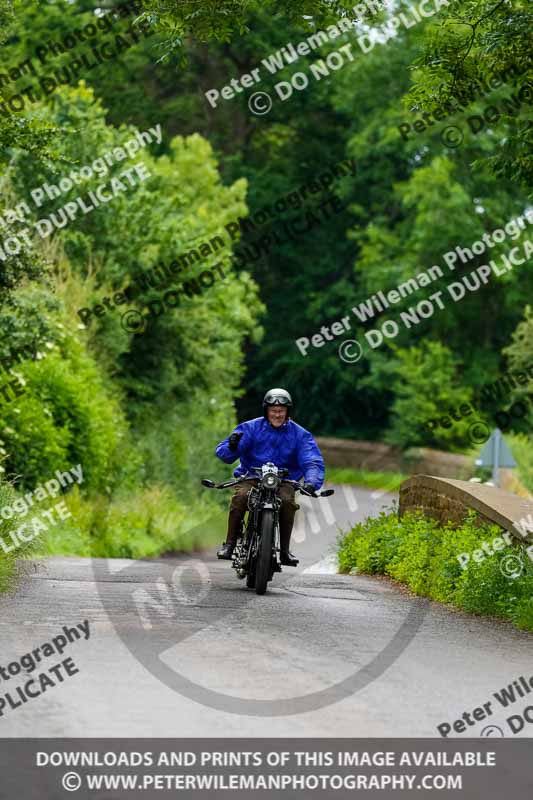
226, 479, 298, 551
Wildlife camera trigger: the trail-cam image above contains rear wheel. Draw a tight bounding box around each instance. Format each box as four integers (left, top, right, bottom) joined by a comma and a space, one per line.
255, 510, 274, 595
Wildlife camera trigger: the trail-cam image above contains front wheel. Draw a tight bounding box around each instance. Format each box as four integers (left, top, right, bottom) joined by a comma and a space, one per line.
255, 510, 274, 595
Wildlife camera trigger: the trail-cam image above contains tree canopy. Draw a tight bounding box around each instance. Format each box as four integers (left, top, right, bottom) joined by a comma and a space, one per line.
0, 0, 531, 525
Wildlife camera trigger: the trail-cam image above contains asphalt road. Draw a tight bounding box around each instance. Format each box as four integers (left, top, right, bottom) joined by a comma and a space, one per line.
1, 483, 532, 738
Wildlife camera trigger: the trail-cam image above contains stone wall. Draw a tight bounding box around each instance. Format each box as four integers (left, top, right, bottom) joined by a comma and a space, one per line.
317, 437, 473, 479
399, 481, 482, 528
399, 475, 533, 542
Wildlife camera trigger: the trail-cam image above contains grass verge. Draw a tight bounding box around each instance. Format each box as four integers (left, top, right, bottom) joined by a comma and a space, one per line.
338, 508, 533, 631
326, 467, 406, 492
31, 484, 225, 559
507, 433, 533, 496
0, 483, 40, 593
0, 481, 225, 593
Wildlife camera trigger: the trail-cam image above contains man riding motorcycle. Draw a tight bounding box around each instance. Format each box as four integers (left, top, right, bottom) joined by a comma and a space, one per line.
215, 388, 325, 566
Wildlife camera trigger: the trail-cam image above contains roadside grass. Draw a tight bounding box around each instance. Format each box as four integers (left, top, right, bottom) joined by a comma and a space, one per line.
326, 467, 406, 493
337, 509, 533, 632
0, 483, 39, 593
0, 481, 225, 594
31, 484, 225, 560
507, 433, 533, 496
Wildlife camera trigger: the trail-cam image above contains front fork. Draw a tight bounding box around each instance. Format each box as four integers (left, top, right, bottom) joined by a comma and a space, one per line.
272, 517, 282, 572
233, 504, 281, 576
259, 502, 282, 573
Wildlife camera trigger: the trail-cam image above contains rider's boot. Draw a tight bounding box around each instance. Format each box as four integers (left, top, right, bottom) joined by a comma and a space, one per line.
217, 542, 234, 559
217, 509, 242, 560
279, 526, 299, 566
280, 550, 299, 566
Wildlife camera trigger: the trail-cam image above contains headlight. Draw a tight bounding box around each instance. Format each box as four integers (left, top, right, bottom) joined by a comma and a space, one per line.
262, 473, 279, 488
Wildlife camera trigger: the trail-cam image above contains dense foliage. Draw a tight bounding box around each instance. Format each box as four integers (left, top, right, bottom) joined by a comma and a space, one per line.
338, 509, 533, 631
0, 0, 531, 582
0, 4, 264, 567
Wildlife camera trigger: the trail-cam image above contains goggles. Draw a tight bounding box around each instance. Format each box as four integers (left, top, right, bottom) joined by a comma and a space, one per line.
264, 394, 290, 406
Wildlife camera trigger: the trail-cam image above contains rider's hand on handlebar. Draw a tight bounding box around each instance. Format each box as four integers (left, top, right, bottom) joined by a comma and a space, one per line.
228, 432, 244, 451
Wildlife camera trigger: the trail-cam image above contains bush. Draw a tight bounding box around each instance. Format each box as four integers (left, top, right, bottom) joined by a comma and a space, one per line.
337, 506, 400, 575
0, 345, 132, 492
338, 509, 533, 631
0, 482, 40, 593
381, 341, 474, 450
132, 396, 237, 501
0, 90, 263, 590
31, 482, 225, 561
507, 433, 533, 496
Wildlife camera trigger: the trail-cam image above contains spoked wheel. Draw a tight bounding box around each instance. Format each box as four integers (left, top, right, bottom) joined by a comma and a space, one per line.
242, 527, 255, 588
255, 510, 274, 595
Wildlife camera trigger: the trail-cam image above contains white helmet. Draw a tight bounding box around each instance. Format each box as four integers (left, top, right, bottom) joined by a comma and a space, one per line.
262, 388, 293, 415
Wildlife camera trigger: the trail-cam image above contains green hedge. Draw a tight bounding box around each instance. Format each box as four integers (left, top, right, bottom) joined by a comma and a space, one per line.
0, 482, 39, 593
0, 348, 133, 492
338, 508, 533, 631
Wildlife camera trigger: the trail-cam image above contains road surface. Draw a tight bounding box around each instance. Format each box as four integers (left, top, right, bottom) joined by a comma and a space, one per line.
1, 483, 532, 738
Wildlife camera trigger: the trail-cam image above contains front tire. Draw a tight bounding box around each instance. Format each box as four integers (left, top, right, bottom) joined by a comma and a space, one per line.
255, 510, 274, 595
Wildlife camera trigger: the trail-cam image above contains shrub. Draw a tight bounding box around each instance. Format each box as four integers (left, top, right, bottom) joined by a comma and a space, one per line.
31, 483, 225, 561
337, 505, 403, 575
0, 481, 39, 592
338, 509, 533, 631
507, 433, 533, 496
0, 346, 131, 492
381, 342, 474, 449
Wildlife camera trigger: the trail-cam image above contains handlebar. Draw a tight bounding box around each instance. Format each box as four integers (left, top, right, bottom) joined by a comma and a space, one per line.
201, 476, 334, 497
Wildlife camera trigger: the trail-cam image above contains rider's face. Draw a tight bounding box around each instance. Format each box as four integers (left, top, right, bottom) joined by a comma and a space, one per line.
267, 405, 287, 427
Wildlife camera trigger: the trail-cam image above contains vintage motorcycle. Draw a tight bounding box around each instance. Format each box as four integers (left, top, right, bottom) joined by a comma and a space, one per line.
201, 462, 334, 595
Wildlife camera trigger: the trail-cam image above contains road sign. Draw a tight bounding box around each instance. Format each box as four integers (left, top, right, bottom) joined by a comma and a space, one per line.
475, 428, 517, 486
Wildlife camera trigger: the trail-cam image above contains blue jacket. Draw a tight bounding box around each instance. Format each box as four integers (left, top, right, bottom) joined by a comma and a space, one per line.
215, 417, 325, 491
